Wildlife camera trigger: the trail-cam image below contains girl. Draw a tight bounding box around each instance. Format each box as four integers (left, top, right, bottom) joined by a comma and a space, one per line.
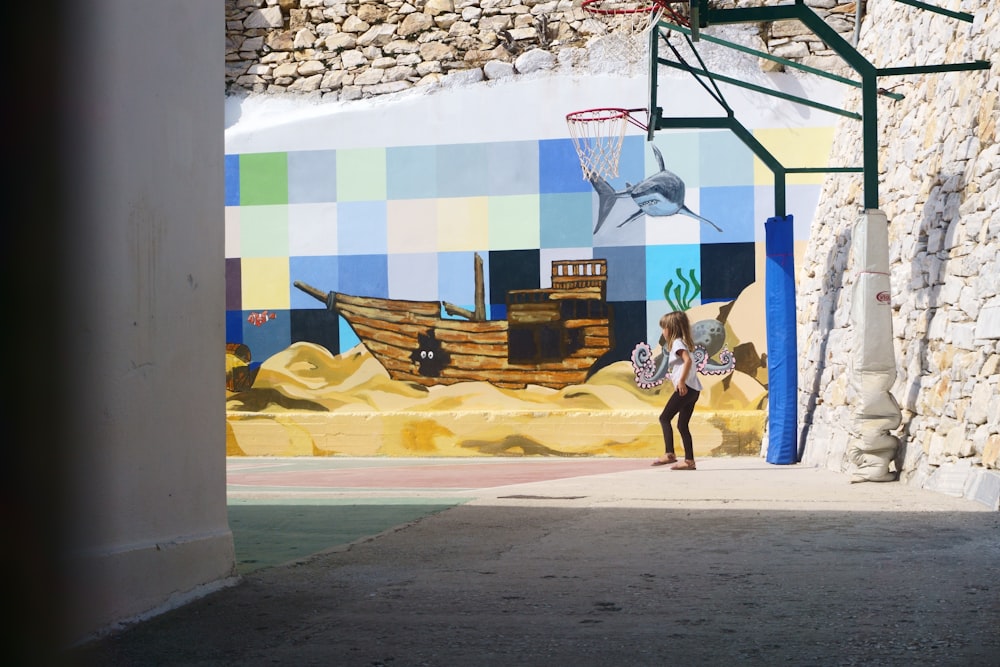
651, 311, 702, 470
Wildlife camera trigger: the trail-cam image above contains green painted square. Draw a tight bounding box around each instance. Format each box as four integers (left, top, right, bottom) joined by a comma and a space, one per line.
488, 195, 540, 250
240, 205, 289, 257
337, 148, 387, 202
239, 152, 288, 205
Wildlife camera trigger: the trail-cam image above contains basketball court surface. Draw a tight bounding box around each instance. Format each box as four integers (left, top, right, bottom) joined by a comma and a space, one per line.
227, 456, 993, 573
75, 456, 998, 665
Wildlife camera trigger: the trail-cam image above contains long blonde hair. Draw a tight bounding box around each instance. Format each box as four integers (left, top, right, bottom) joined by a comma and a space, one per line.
659, 310, 694, 352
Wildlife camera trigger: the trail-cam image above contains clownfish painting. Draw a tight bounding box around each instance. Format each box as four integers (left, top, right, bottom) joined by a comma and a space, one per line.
247, 311, 277, 327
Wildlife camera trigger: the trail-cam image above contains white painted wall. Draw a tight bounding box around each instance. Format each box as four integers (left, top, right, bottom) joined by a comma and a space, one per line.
225, 67, 846, 152
55, 0, 235, 644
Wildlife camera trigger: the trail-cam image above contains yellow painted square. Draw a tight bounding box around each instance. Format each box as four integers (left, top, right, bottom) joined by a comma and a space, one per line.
437, 197, 489, 251
753, 127, 836, 185
241, 257, 291, 310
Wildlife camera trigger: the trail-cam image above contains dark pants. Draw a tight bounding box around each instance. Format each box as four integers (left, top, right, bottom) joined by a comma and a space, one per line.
659, 388, 700, 461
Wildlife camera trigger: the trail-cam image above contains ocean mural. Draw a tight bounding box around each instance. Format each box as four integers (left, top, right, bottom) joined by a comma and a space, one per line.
223, 78, 835, 458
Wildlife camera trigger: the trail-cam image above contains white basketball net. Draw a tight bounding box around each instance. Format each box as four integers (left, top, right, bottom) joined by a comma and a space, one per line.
566, 109, 632, 181
585, 1, 665, 64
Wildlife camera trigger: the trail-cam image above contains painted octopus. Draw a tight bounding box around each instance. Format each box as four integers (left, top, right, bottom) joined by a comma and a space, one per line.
631, 318, 736, 390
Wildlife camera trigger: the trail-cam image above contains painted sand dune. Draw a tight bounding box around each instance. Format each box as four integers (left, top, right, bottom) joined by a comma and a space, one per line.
227, 283, 770, 458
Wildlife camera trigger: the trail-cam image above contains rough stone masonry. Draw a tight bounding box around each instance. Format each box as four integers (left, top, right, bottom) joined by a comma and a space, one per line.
797, 0, 998, 509
225, 0, 861, 98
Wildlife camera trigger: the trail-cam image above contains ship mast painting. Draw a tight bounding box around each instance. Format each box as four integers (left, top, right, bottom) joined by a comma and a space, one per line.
294, 254, 615, 390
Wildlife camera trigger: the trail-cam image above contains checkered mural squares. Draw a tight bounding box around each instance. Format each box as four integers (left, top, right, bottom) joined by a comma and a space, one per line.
225, 154, 240, 206
645, 244, 701, 308
699, 242, 756, 303
222, 125, 823, 362
589, 299, 647, 377
226, 257, 242, 311
487, 248, 541, 321
593, 245, 647, 302
290, 308, 340, 358
239, 152, 287, 206
288, 150, 337, 204
241, 309, 290, 363
338, 254, 389, 299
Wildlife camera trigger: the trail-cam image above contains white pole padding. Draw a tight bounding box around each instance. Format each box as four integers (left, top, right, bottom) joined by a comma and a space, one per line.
848, 209, 901, 482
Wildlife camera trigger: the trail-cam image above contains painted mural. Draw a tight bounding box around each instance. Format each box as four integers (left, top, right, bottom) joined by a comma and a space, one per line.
591, 144, 723, 234
223, 75, 836, 458
291, 255, 613, 389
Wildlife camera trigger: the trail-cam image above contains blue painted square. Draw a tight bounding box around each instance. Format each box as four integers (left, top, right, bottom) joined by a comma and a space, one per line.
339, 317, 361, 352
288, 150, 337, 203
289, 256, 339, 309
645, 244, 702, 306
387, 145, 437, 199
618, 135, 647, 185
594, 245, 646, 302
225, 154, 240, 206
699, 185, 755, 244
437, 143, 489, 198
540, 193, 593, 248
339, 254, 389, 298
699, 132, 753, 187
487, 141, 539, 196
241, 309, 291, 363
226, 309, 245, 344
539, 139, 592, 194
439, 251, 490, 309
337, 201, 388, 255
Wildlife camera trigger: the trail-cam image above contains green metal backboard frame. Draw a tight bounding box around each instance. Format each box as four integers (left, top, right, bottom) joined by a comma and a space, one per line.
646, 0, 990, 215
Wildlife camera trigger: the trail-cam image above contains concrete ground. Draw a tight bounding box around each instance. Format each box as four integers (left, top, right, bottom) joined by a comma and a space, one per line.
72, 456, 998, 666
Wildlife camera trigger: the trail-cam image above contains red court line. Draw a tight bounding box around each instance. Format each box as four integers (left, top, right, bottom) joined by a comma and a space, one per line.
227, 460, 647, 489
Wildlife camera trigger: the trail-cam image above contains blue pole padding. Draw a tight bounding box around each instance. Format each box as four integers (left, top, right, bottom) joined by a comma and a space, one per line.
764, 215, 798, 464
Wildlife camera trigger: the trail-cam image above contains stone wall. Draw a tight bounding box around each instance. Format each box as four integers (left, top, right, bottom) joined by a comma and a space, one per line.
798, 0, 999, 508
225, 0, 861, 98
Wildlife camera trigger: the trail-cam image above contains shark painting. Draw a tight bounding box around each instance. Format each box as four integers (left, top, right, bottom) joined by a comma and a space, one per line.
589, 143, 723, 234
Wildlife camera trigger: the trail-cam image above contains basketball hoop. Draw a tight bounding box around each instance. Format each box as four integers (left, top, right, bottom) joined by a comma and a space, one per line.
566, 107, 649, 180
582, 0, 691, 63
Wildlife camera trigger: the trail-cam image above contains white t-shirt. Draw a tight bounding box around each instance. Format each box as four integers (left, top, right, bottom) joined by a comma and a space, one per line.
667, 338, 702, 392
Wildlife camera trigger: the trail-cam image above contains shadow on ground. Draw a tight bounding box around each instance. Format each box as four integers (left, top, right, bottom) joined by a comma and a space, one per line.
72, 505, 1000, 666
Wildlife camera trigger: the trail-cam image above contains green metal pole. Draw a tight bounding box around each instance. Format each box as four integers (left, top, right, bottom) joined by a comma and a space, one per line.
878, 62, 991, 76
648, 25, 660, 142
891, 0, 975, 22
656, 58, 862, 120
796, 7, 880, 210
656, 21, 905, 101
861, 74, 880, 210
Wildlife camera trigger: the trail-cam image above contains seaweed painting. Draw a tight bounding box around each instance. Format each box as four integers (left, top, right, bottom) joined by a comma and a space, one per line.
664, 268, 701, 311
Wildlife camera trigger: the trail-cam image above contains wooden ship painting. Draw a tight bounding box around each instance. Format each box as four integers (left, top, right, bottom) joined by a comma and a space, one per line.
294, 255, 615, 390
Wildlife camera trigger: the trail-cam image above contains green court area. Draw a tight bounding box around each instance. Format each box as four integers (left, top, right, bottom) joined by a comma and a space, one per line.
228, 499, 466, 574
